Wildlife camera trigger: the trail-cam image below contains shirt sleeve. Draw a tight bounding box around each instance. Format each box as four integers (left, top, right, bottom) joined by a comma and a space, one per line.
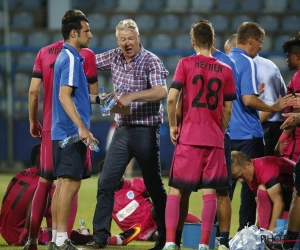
240, 57, 259, 96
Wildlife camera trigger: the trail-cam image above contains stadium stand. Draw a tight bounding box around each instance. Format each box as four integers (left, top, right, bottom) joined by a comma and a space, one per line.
165, 0, 188, 13
240, 0, 263, 13
135, 14, 156, 32
9, 31, 25, 46
215, 0, 238, 13
116, 0, 140, 12
27, 31, 50, 48
189, 0, 214, 13
11, 11, 34, 29
257, 15, 279, 33
158, 14, 180, 31
263, 0, 287, 13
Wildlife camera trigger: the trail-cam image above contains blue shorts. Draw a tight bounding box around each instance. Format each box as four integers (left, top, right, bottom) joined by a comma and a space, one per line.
52, 140, 92, 179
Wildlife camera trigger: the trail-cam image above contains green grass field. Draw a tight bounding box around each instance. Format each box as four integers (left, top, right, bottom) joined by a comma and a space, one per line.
0, 173, 241, 250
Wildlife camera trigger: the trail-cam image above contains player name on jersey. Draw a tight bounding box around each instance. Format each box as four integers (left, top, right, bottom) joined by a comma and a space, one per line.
195, 60, 223, 73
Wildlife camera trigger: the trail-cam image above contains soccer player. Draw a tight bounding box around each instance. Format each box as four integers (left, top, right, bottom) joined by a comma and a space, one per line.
0, 144, 41, 245
274, 38, 300, 163
224, 34, 237, 54
25, 9, 98, 250
264, 37, 300, 250
175, 19, 239, 249
164, 21, 236, 250
71, 160, 200, 246
231, 151, 294, 230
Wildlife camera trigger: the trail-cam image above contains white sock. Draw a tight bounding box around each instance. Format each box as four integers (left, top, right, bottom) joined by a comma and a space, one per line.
199, 244, 209, 250
51, 230, 57, 242
56, 232, 68, 246
165, 242, 175, 247
116, 235, 123, 245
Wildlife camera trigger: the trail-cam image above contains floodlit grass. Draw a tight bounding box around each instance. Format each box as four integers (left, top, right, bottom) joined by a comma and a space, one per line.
0, 173, 241, 250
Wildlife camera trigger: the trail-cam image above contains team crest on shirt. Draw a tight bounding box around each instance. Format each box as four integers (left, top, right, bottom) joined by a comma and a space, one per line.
127, 191, 135, 199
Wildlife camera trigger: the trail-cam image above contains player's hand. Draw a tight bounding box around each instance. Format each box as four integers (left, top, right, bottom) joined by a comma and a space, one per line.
169, 126, 178, 146
288, 93, 300, 108
274, 141, 284, 157
280, 113, 298, 130
274, 94, 295, 111
30, 121, 42, 139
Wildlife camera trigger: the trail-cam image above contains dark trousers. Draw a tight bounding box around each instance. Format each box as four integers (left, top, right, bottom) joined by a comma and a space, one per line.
229, 137, 264, 231
262, 121, 283, 156
92, 125, 167, 246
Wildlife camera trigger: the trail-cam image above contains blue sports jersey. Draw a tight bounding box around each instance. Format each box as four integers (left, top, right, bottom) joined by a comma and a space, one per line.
254, 55, 286, 122
52, 43, 91, 140
212, 49, 239, 135
228, 48, 263, 140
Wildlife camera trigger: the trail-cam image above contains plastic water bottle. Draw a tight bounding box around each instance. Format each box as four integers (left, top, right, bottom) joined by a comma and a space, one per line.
99, 87, 110, 116
102, 83, 125, 112
59, 134, 81, 148
59, 134, 100, 152
79, 220, 89, 235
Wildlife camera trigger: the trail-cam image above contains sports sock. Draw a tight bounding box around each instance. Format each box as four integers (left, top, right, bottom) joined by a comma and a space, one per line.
56, 232, 68, 246
257, 189, 272, 229
219, 231, 230, 247
30, 182, 52, 237
200, 193, 217, 245
108, 235, 122, 245
51, 230, 57, 242
165, 195, 180, 243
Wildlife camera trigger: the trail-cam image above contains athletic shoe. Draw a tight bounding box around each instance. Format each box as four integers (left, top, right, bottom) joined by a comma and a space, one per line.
162, 243, 176, 250
48, 242, 55, 250
263, 239, 293, 250
70, 230, 93, 245
53, 239, 81, 250
198, 244, 209, 250
119, 223, 141, 245
149, 240, 166, 250
83, 239, 107, 249
23, 241, 37, 250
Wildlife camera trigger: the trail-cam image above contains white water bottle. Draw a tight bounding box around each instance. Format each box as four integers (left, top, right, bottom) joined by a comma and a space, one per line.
103, 83, 125, 112
79, 220, 89, 235
99, 87, 110, 116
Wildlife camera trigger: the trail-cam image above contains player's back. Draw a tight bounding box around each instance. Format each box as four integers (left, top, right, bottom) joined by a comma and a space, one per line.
174, 54, 235, 147
33, 40, 63, 131
0, 168, 39, 244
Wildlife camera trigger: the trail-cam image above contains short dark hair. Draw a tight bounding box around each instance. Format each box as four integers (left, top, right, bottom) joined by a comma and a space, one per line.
283, 38, 300, 54
190, 20, 214, 49
31, 143, 41, 167
236, 22, 265, 45
61, 9, 89, 40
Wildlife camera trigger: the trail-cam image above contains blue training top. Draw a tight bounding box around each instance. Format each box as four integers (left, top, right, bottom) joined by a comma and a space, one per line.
228, 48, 263, 140
212, 49, 239, 136
52, 43, 91, 140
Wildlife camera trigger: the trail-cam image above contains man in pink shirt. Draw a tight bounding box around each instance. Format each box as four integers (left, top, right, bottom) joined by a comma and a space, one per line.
231, 151, 294, 231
